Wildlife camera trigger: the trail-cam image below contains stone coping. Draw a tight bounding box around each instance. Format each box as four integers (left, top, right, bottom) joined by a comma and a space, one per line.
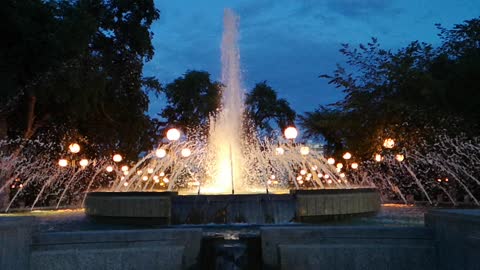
86, 191, 178, 197
291, 188, 378, 195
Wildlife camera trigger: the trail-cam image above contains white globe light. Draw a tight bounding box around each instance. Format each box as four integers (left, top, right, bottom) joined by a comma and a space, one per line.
342, 152, 352, 160
351, 162, 359, 169
106, 166, 114, 172
163, 178, 169, 183
142, 176, 148, 181
58, 159, 68, 167
284, 127, 298, 140
147, 168, 154, 174
275, 147, 285, 155
79, 159, 89, 167
69, 143, 80, 154
121, 165, 129, 172
113, 154, 122, 163
395, 154, 405, 162
383, 138, 395, 149
300, 147, 310, 155
166, 128, 181, 141
336, 163, 343, 169
375, 154, 382, 162
181, 148, 191, 157
327, 158, 335, 165
155, 148, 167, 158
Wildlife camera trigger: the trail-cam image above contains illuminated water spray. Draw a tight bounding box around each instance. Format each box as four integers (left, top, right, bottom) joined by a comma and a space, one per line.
207, 9, 245, 193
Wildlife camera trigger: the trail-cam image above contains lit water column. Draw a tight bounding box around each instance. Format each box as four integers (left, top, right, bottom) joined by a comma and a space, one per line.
208, 9, 244, 193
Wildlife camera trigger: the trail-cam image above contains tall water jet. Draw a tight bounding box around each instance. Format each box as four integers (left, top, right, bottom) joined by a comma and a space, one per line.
207, 9, 245, 193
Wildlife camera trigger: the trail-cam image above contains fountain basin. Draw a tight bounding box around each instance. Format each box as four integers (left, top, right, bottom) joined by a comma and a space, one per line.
84, 188, 381, 224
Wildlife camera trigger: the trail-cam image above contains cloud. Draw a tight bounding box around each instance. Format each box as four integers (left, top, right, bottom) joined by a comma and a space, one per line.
326, 0, 398, 17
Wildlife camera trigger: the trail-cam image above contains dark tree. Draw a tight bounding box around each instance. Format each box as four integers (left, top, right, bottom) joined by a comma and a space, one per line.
245, 81, 296, 136
301, 17, 480, 159
160, 70, 222, 136
0, 0, 162, 159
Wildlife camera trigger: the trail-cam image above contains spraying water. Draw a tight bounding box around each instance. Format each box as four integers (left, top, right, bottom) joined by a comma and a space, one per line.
207, 9, 245, 193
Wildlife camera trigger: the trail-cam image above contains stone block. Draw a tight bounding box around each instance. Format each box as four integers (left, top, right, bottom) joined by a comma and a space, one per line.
426, 209, 480, 270
31, 246, 184, 270
0, 216, 34, 270
261, 226, 434, 269
279, 243, 436, 270
32, 228, 202, 269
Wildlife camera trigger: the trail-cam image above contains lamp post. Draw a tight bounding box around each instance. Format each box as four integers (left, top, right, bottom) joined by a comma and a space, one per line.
58, 142, 89, 170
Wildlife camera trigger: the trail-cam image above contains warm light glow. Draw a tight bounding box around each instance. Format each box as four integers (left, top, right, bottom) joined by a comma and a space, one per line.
123, 171, 129, 175
106, 166, 113, 172
113, 154, 122, 163
300, 169, 307, 175
159, 172, 165, 177
375, 154, 382, 162
136, 170, 143, 175
317, 173, 323, 178
311, 165, 318, 171
58, 159, 68, 167
327, 179, 332, 184
284, 127, 298, 140
340, 173, 346, 178
153, 175, 159, 181
395, 154, 405, 162
327, 158, 335, 165
336, 163, 343, 169
342, 152, 352, 160
351, 162, 359, 169
154, 178, 160, 183
270, 175, 276, 180
123, 182, 128, 187
300, 146, 310, 155
147, 168, 154, 174
296, 176, 302, 181
298, 180, 304, 185
383, 138, 395, 149
181, 148, 192, 157
121, 165, 129, 172
163, 178, 169, 183
155, 148, 167, 158
275, 147, 285, 155
69, 143, 81, 154
142, 176, 148, 181
79, 159, 89, 167
324, 174, 330, 179
166, 128, 181, 141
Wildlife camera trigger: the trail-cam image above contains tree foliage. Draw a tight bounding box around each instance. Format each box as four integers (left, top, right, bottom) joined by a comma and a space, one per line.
301, 17, 480, 159
0, 0, 161, 159
245, 81, 296, 136
160, 70, 222, 136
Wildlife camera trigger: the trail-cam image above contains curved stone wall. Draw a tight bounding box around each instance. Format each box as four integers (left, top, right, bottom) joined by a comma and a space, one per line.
291, 188, 381, 222
84, 189, 381, 224
84, 192, 177, 224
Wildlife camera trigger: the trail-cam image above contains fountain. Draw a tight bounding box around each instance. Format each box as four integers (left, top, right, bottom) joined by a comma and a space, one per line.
83, 9, 380, 224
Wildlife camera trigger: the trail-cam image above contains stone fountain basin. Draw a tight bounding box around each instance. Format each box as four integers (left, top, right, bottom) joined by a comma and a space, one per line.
84, 188, 381, 224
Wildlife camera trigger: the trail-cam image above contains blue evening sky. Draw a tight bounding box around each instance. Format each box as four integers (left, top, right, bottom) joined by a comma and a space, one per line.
144, 0, 480, 117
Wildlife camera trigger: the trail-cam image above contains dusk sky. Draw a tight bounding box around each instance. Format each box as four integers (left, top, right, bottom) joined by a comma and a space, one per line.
144, 0, 480, 117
